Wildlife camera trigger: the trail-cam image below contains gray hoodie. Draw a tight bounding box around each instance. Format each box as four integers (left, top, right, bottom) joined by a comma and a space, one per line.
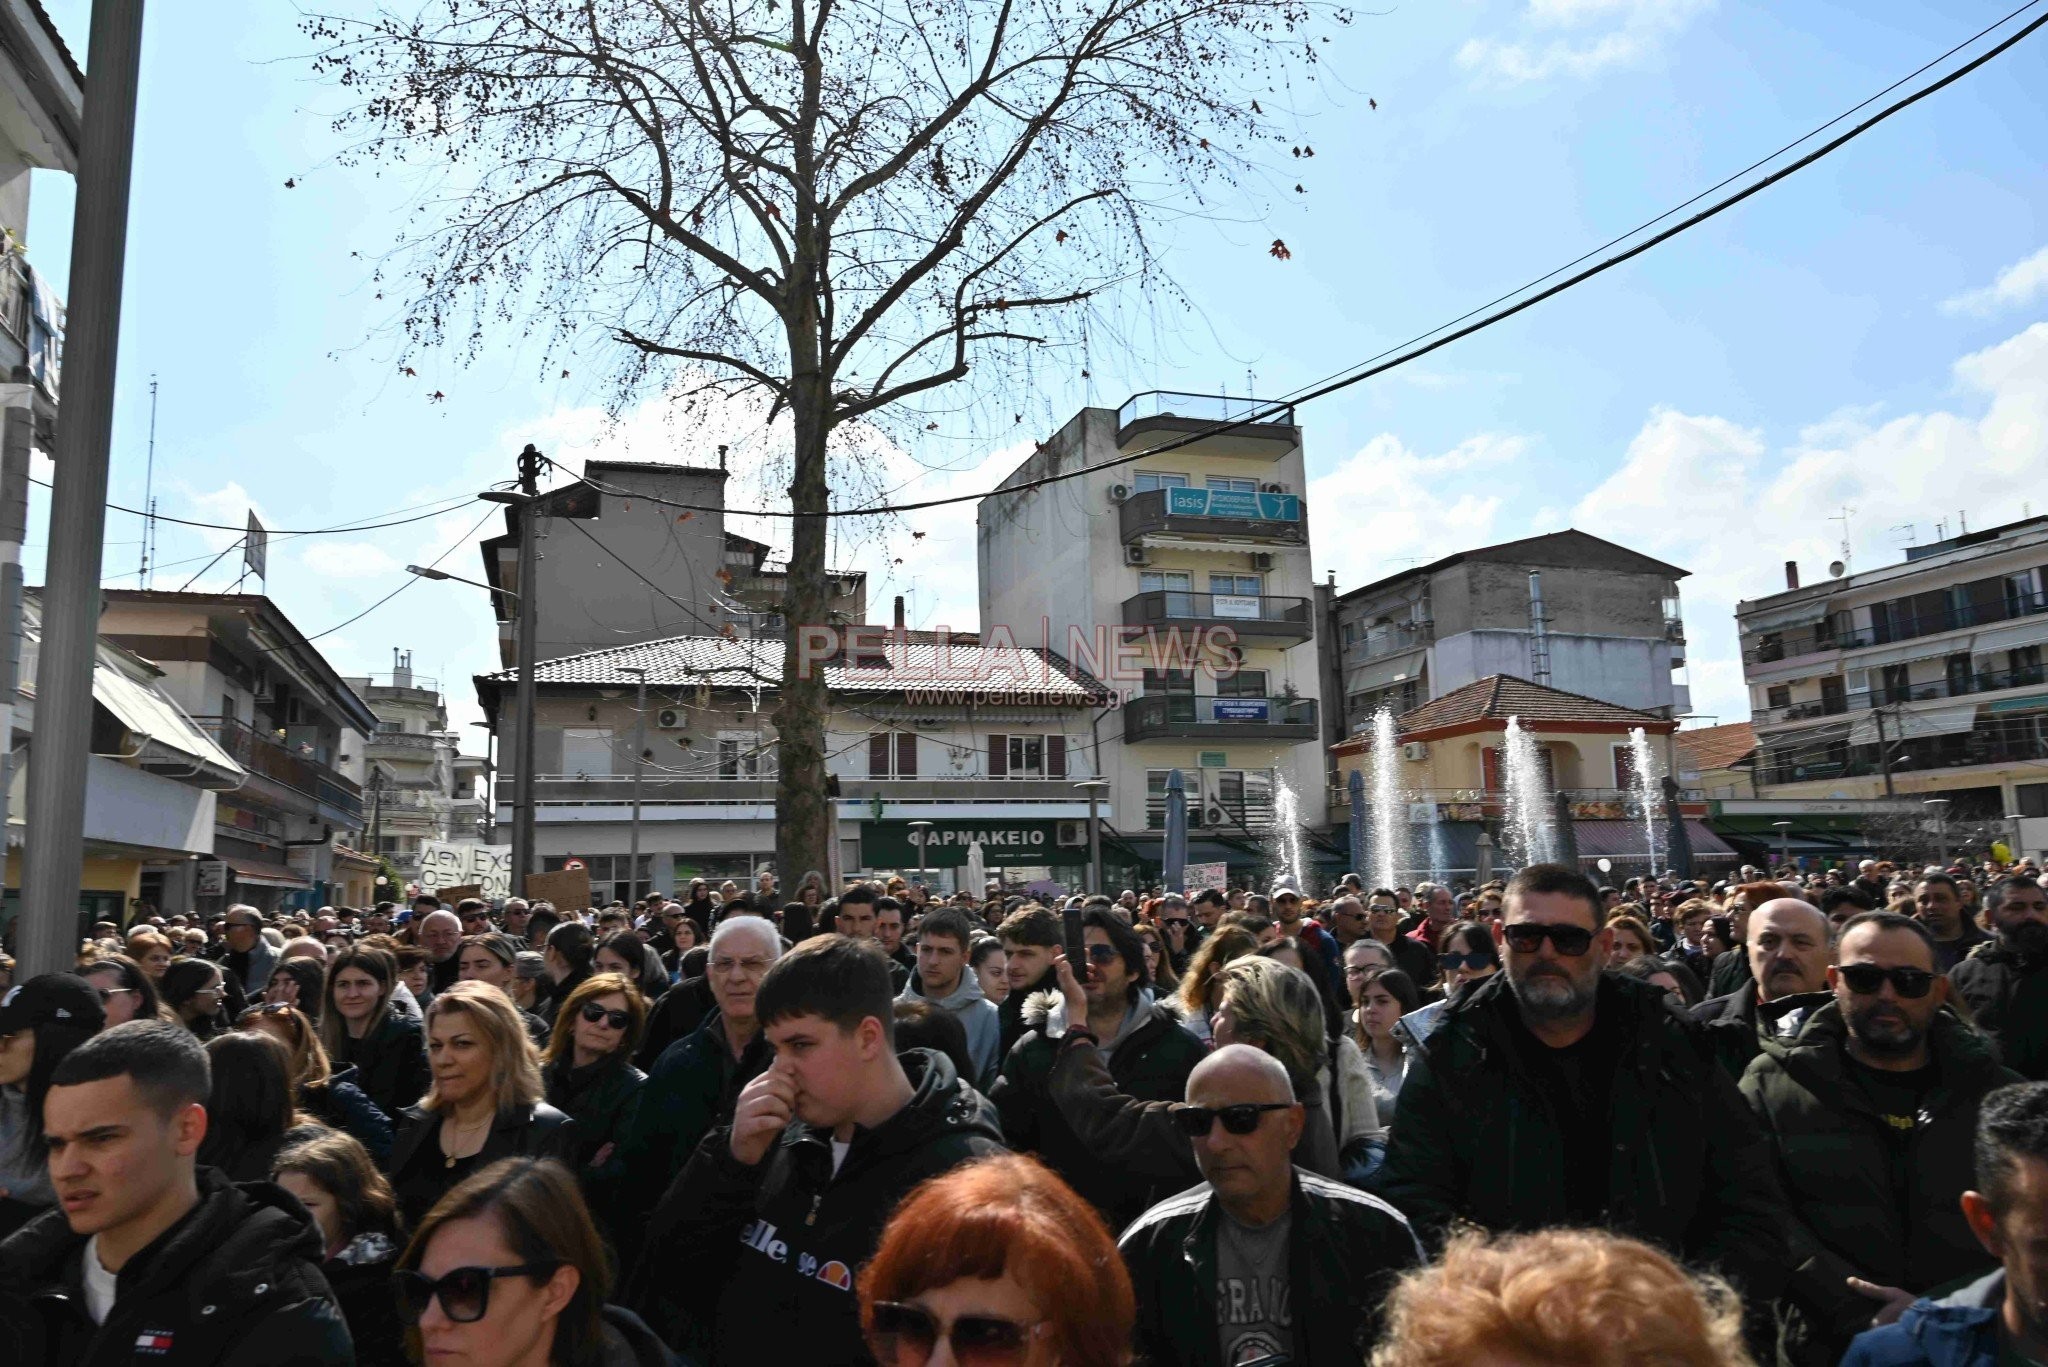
899, 968, 1002, 1089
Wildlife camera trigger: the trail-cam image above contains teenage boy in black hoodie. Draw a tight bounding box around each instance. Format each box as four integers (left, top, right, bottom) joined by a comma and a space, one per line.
631, 934, 1005, 1363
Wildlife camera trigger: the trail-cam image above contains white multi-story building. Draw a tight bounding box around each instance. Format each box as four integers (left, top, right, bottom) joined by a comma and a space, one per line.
344, 651, 490, 875
1738, 515, 2048, 844
978, 393, 1326, 883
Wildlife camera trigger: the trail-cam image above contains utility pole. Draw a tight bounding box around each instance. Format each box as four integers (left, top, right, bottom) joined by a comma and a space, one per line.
1874, 706, 1897, 799
622, 664, 647, 903
19, 0, 148, 977
509, 445, 542, 894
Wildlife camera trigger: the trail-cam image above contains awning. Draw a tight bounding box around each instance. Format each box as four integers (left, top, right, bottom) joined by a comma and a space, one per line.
1967, 622, 2046, 655
224, 857, 312, 889
94, 665, 240, 774
1744, 599, 1832, 632
1847, 702, 1979, 745
1571, 819, 1739, 864
1987, 693, 2048, 715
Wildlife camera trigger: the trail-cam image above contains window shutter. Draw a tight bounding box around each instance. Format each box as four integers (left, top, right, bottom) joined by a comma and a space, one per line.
897, 732, 917, 777
869, 733, 891, 777
1047, 735, 1067, 778
988, 734, 1007, 777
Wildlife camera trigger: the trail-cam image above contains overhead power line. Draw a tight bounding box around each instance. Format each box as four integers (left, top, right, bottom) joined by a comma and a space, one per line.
256, 505, 502, 649
27, 476, 482, 536
556, 0, 2048, 521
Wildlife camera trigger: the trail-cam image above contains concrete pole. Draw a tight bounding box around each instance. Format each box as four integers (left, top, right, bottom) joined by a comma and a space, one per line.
625, 665, 646, 902
19, 0, 148, 977
512, 446, 541, 895
0, 405, 30, 898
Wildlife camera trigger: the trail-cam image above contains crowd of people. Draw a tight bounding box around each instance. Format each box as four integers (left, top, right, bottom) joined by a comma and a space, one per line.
1, 853, 2047, 1365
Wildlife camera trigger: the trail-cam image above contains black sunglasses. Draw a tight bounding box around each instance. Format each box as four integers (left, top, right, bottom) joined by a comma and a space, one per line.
579, 1002, 632, 1030
1838, 963, 1937, 999
394, 1263, 561, 1324
1438, 950, 1496, 971
1502, 923, 1596, 957
1080, 943, 1120, 965
868, 1301, 1047, 1366
1169, 1102, 1293, 1137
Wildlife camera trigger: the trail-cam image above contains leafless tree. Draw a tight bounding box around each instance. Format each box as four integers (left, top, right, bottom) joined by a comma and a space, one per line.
305, 0, 1346, 880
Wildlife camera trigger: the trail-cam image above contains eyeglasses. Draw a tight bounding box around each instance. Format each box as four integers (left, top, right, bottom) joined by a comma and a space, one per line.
579, 1002, 633, 1030
394, 1263, 562, 1324
96, 986, 139, 1003
1501, 923, 1596, 957
1081, 944, 1120, 965
1838, 964, 1937, 999
1162, 918, 1190, 929
1168, 1102, 1294, 1137
1438, 950, 1495, 971
1367, 905, 1398, 916
709, 956, 773, 978
867, 1301, 1051, 1366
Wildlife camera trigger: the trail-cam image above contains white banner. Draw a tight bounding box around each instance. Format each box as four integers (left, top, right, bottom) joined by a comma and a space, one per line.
418, 842, 513, 900
1183, 860, 1230, 892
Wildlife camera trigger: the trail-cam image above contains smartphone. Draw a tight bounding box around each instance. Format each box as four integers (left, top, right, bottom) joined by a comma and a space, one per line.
1062, 902, 1087, 980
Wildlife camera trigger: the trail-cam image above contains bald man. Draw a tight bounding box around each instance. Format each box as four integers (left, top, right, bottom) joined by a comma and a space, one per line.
1119, 1045, 1419, 1367
1694, 897, 1835, 1079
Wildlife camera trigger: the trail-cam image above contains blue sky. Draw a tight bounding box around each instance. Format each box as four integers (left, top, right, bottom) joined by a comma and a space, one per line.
22, 0, 2048, 738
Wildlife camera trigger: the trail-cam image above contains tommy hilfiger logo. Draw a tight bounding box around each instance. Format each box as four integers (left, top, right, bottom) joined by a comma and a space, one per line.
134, 1328, 175, 1356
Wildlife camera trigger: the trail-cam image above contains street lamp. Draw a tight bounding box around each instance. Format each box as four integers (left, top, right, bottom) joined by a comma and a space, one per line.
1772, 820, 1793, 871
621, 665, 648, 904
908, 820, 934, 888
405, 565, 502, 595
1924, 798, 1952, 867
1074, 778, 1112, 894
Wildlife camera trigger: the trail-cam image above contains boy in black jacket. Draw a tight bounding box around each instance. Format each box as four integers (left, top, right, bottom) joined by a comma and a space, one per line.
631, 934, 1005, 1363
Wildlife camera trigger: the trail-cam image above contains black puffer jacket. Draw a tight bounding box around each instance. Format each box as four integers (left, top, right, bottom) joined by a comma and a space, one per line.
1119, 1170, 1423, 1367
298, 1063, 394, 1164
630, 1048, 1005, 1365
636, 977, 715, 1070
0, 1168, 351, 1367
544, 1054, 647, 1169
1949, 938, 2048, 1080
1370, 971, 1789, 1304
1690, 986, 1830, 1081
1740, 1002, 2021, 1365
989, 988, 1205, 1230
334, 1011, 429, 1119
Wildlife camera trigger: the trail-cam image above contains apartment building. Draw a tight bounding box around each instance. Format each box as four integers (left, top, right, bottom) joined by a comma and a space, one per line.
344, 651, 489, 877
978, 393, 1326, 881
1738, 515, 2048, 838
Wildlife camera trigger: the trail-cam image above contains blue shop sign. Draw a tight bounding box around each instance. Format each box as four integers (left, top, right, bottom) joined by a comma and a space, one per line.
1212, 698, 1271, 722
1164, 487, 1301, 521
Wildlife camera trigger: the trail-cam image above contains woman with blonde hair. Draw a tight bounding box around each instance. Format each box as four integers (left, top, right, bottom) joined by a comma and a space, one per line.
1175, 924, 1258, 1044
540, 973, 647, 1172
1371, 1227, 1755, 1367
386, 981, 579, 1225
240, 1002, 394, 1161
1213, 956, 1378, 1178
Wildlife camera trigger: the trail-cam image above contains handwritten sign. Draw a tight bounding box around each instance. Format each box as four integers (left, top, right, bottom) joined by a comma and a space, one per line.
1183, 861, 1230, 892
417, 843, 513, 900
524, 867, 593, 912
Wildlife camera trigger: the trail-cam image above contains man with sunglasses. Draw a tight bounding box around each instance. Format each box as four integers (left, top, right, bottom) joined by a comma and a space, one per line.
1120, 1045, 1420, 1367
0, 1021, 350, 1365
1372, 864, 1787, 1309
1360, 889, 1435, 987
1741, 910, 2021, 1365
1950, 875, 2048, 1081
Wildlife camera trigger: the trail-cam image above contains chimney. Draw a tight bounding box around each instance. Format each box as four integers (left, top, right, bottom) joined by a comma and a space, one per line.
893, 595, 906, 630
1784, 561, 1800, 591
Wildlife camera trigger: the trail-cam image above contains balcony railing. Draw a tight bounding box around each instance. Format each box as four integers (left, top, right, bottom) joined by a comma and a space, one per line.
1122, 591, 1312, 644
1119, 486, 1307, 546
1746, 589, 2048, 663
1327, 785, 1707, 814
1348, 621, 1435, 660
1114, 391, 1298, 453
503, 772, 1091, 806
1759, 711, 2048, 785
194, 715, 363, 820
1758, 665, 2048, 726
1122, 694, 1318, 742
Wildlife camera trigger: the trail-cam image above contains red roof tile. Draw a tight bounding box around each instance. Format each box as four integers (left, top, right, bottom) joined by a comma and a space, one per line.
1396, 674, 1672, 733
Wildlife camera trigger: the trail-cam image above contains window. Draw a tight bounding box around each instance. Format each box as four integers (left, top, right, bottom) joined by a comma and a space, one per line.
2012, 645, 2045, 687
1947, 654, 1974, 697
561, 728, 614, 777
1142, 669, 1197, 722
1216, 668, 1269, 699
1212, 769, 1277, 827
1766, 685, 1792, 711
1820, 676, 1847, 714
377, 720, 405, 734
1146, 769, 1170, 829
221, 694, 237, 722
1133, 471, 1189, 493
1341, 623, 1357, 646
1756, 631, 1785, 662
1139, 570, 1192, 593
1208, 573, 1261, 597
1881, 664, 1911, 705
985, 733, 1069, 779
1207, 476, 1257, 494
718, 733, 769, 779
868, 732, 918, 778
2019, 783, 2048, 819
2008, 570, 2042, 619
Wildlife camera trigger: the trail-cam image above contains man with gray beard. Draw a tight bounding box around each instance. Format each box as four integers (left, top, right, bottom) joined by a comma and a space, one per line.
1371, 863, 1787, 1309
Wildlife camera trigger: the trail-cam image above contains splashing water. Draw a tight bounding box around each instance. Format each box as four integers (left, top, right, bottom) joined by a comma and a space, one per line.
1370, 708, 1406, 890
1502, 716, 1554, 869
1270, 772, 1305, 894
1628, 726, 1664, 876
1426, 803, 1448, 884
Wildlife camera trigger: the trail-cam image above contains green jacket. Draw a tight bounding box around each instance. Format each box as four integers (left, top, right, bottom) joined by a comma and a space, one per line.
1370, 972, 1788, 1304
1740, 1002, 2020, 1365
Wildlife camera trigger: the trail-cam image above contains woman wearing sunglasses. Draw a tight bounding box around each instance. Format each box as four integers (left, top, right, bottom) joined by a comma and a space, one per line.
388, 982, 581, 1227
395, 1156, 676, 1366
273, 1130, 411, 1367
79, 951, 169, 1026
860, 1153, 1133, 1367
541, 973, 648, 1173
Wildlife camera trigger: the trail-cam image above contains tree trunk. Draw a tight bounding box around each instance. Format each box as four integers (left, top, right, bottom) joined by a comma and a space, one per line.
775, 324, 835, 893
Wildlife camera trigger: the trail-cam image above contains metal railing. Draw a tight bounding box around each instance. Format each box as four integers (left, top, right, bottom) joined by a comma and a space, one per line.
1123, 591, 1312, 631
1759, 713, 2048, 784
501, 772, 1088, 805
1758, 665, 2048, 726
1116, 391, 1297, 430
1746, 589, 2048, 662
1123, 694, 1317, 741
194, 715, 363, 814
1327, 784, 1706, 810
1347, 621, 1434, 660
1118, 487, 1308, 545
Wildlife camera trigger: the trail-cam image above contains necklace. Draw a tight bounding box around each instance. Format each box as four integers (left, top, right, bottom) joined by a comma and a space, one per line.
442, 1113, 492, 1169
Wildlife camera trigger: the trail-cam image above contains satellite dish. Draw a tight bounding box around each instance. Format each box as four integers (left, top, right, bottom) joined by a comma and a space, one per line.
1828, 560, 1846, 578
1596, 858, 1613, 874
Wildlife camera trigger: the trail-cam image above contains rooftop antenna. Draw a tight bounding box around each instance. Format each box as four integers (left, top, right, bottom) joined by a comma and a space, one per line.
139, 375, 158, 588
1891, 522, 1916, 548
1829, 505, 1854, 576
1959, 510, 1969, 536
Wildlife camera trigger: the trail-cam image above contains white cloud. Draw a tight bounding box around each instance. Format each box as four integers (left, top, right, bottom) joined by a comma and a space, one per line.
1308, 431, 1523, 588
1572, 322, 2048, 723
1458, 0, 1710, 84
298, 540, 405, 580
1941, 244, 2048, 318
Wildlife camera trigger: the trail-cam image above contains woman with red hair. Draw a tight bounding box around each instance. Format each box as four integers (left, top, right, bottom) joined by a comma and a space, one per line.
860, 1153, 1132, 1367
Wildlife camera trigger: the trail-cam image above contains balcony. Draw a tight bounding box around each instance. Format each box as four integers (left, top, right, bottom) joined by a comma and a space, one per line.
1758, 664, 2048, 726
1122, 591, 1312, 646
1746, 588, 2048, 663
1115, 391, 1298, 459
194, 715, 363, 823
1122, 694, 1318, 742
1119, 486, 1307, 546
503, 773, 1088, 808
1327, 785, 1709, 818
1759, 710, 2048, 786
1349, 621, 1435, 661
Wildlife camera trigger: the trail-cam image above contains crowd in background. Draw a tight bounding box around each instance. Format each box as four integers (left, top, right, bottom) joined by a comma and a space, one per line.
1, 850, 2047, 1365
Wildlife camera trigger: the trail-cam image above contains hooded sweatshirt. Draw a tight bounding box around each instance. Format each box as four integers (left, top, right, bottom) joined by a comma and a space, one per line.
897, 967, 1002, 1088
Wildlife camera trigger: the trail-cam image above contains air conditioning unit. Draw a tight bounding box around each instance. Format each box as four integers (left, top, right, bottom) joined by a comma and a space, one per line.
1250, 552, 1274, 571
1402, 741, 1429, 761
1204, 805, 1229, 827
655, 708, 686, 729
1108, 483, 1131, 504
1055, 820, 1087, 847
1259, 481, 1285, 494
1124, 545, 1150, 567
